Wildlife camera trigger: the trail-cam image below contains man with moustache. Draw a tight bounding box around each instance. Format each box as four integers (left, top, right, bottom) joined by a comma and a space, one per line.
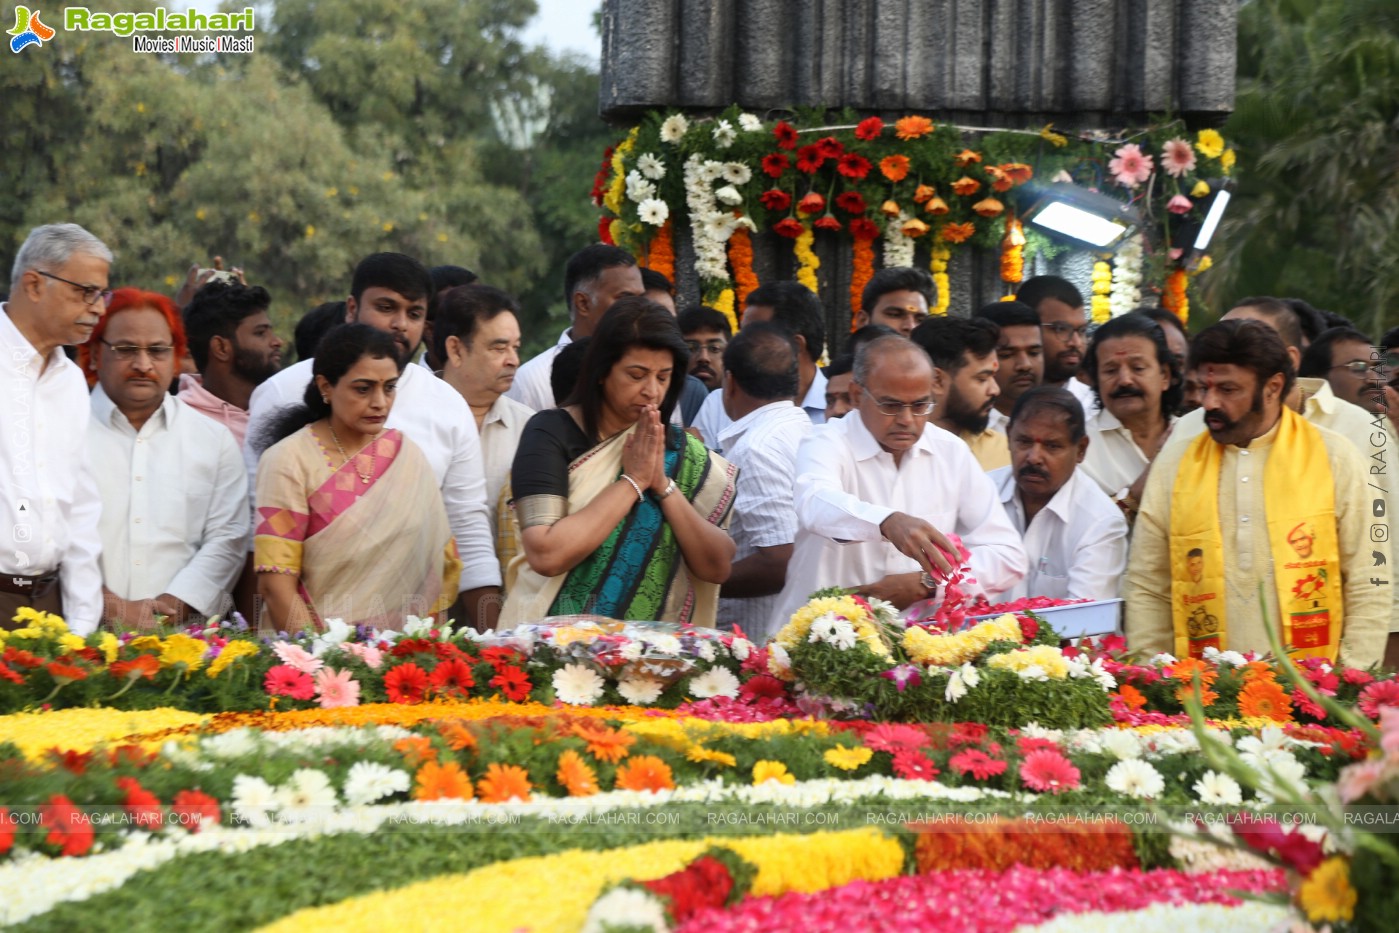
1125, 320, 1385, 667
911, 316, 1009, 471
179, 280, 284, 451
975, 301, 1044, 436
989, 387, 1128, 601
245, 253, 500, 629
678, 306, 731, 392
774, 336, 1025, 627
87, 289, 248, 629
1017, 275, 1097, 414
1079, 313, 1181, 512
1300, 326, 1386, 417
0, 223, 110, 632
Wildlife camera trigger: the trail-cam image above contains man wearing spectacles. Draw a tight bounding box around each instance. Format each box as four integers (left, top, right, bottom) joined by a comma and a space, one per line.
912, 316, 1011, 472
1016, 275, 1097, 415
678, 306, 731, 392
0, 223, 111, 633
1299, 326, 1386, 417
85, 288, 248, 631
773, 335, 1026, 626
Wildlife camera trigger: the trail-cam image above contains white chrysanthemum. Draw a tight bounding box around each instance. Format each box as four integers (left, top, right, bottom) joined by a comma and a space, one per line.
637, 198, 669, 226
582, 886, 670, 933
712, 119, 737, 148
808, 613, 836, 643
738, 113, 762, 132
276, 768, 339, 822
1101, 729, 1143, 760
343, 761, 411, 807
697, 640, 717, 662
722, 161, 753, 184
1016, 663, 1050, 682
642, 633, 682, 655
201, 728, 259, 760
1089, 658, 1117, 691
714, 184, 743, 206
688, 666, 740, 699
660, 114, 690, 143
231, 774, 278, 827
1149, 652, 1177, 666
944, 670, 967, 703
618, 675, 665, 705
621, 641, 643, 661
729, 637, 752, 662
553, 662, 606, 706
1104, 759, 1165, 799
960, 662, 980, 688
636, 152, 666, 180
828, 618, 857, 650
1193, 770, 1243, 806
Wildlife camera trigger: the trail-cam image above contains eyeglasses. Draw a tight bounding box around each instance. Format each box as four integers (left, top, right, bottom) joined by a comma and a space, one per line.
1330, 361, 1375, 376
37, 270, 112, 306
1042, 322, 1089, 340
868, 396, 935, 417
685, 341, 726, 356
100, 340, 175, 361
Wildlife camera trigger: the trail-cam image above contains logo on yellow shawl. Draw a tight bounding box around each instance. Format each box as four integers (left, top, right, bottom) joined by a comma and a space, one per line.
1291, 572, 1326, 601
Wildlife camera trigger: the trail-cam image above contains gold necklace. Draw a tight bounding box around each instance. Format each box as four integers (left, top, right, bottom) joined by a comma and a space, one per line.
329, 423, 379, 484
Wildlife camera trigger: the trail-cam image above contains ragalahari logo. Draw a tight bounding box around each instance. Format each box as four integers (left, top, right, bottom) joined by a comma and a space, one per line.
9, 6, 54, 52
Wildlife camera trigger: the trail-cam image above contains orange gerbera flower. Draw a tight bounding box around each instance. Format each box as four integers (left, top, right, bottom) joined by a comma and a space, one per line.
879, 155, 911, 182
413, 759, 474, 801
1241, 661, 1277, 684
984, 165, 1010, 192
572, 722, 635, 763
923, 196, 950, 216
615, 754, 676, 793
1114, 684, 1148, 711
477, 762, 532, 803
1176, 684, 1220, 707
913, 184, 936, 204
1167, 657, 1217, 687
939, 222, 976, 243
880, 199, 902, 218
1238, 678, 1295, 722
394, 736, 438, 767
895, 115, 935, 139
972, 197, 1005, 217
951, 176, 981, 196
439, 721, 477, 751
1002, 162, 1034, 185
556, 749, 599, 797
901, 218, 931, 238
953, 149, 982, 166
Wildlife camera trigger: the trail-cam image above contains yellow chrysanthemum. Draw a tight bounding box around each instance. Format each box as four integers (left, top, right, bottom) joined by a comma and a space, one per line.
1195, 128, 1225, 159
824, 743, 872, 771
129, 635, 163, 652
902, 614, 1021, 667
987, 644, 1071, 678
98, 632, 120, 664
207, 640, 260, 678
159, 633, 207, 672
685, 745, 737, 768
1298, 856, 1357, 923
753, 760, 796, 785
1220, 148, 1236, 175
776, 595, 891, 658
57, 633, 86, 654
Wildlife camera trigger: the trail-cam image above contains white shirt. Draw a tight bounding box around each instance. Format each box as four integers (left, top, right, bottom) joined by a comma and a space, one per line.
245, 358, 500, 591
0, 304, 103, 633
773, 414, 1028, 630
1081, 407, 1178, 498
505, 327, 571, 412
694, 369, 828, 454
990, 466, 1129, 601
987, 406, 1010, 436
479, 393, 534, 533
89, 388, 249, 617
715, 401, 813, 641
1065, 377, 1098, 415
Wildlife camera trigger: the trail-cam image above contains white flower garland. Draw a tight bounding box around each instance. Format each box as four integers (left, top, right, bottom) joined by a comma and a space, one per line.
1109, 233, 1144, 317
882, 212, 916, 268
683, 155, 734, 284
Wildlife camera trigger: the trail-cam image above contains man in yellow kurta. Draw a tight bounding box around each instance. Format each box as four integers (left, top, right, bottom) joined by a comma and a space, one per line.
1126, 320, 1387, 668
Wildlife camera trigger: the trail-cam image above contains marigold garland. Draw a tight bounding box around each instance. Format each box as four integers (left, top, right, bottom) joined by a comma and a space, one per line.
911, 818, 1139, 872
643, 218, 676, 284
727, 227, 759, 309
794, 221, 820, 293
1161, 267, 1189, 326
850, 231, 877, 330
1091, 260, 1113, 323
1000, 217, 1025, 284
929, 243, 951, 315
712, 288, 738, 332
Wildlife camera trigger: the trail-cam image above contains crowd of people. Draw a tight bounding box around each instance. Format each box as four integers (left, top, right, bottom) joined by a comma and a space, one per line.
3, 222, 1396, 670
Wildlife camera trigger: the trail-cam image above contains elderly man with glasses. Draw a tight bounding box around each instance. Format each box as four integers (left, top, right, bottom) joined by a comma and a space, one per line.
771, 335, 1026, 629
0, 224, 112, 633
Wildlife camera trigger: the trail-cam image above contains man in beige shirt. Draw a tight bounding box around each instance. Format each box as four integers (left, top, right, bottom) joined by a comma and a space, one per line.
911, 315, 1010, 471
1126, 320, 1386, 668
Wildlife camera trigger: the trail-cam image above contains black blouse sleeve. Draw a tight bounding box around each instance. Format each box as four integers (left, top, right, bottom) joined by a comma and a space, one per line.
510, 409, 589, 500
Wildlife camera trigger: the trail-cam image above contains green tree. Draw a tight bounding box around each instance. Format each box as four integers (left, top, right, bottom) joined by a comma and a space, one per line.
1207, 0, 1399, 336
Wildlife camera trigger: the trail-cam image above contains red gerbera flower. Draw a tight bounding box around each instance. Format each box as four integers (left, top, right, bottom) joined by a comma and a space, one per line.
430, 658, 476, 696
772, 121, 798, 150
814, 135, 844, 159
264, 664, 316, 701
1343, 668, 1375, 687
1019, 749, 1081, 794
837, 153, 872, 180
171, 790, 220, 832
481, 646, 524, 669
48, 749, 93, 776
1292, 689, 1326, 720
45, 661, 87, 684
892, 748, 939, 781
950, 749, 1007, 781
854, 116, 884, 140
0, 661, 22, 685
1359, 679, 1399, 718
795, 145, 825, 174
849, 217, 880, 239
813, 215, 842, 231
384, 662, 430, 704
110, 655, 160, 681
773, 217, 805, 238
116, 776, 163, 829
761, 153, 790, 178
949, 722, 989, 747
4, 647, 42, 668
797, 192, 826, 215
738, 674, 787, 703
759, 189, 792, 212
834, 191, 867, 214
489, 665, 532, 702
0, 807, 13, 855
391, 638, 435, 658
41, 794, 93, 857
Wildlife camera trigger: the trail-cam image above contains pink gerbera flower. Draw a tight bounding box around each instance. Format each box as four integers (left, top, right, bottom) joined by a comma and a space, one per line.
342, 642, 384, 670
1108, 143, 1154, 188
1161, 137, 1197, 178
272, 641, 323, 675
1166, 194, 1194, 214
949, 749, 1007, 781
1019, 749, 1081, 794
264, 664, 315, 700
1359, 679, 1399, 718
314, 667, 361, 708
864, 723, 930, 754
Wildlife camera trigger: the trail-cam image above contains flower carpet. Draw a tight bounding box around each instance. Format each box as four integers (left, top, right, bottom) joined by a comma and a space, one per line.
1, 604, 1395, 930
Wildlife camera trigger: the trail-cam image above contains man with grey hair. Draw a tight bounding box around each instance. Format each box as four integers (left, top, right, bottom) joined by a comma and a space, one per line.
773, 335, 1026, 629
1, 223, 110, 633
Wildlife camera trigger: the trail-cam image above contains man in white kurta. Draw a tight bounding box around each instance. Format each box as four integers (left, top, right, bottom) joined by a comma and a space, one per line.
773, 337, 1026, 630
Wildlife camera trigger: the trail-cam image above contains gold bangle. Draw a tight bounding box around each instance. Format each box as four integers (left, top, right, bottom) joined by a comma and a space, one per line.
619, 473, 644, 503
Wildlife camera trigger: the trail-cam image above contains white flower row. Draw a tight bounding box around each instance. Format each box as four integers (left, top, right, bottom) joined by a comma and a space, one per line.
1013, 901, 1291, 933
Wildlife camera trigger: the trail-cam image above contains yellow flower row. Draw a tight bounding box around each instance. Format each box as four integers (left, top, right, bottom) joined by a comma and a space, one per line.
901, 613, 1022, 667
256, 827, 904, 933
0, 707, 210, 760
986, 644, 1072, 679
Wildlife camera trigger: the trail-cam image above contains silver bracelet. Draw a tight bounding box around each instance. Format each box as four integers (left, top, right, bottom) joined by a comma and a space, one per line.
657, 479, 678, 500
619, 473, 645, 503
